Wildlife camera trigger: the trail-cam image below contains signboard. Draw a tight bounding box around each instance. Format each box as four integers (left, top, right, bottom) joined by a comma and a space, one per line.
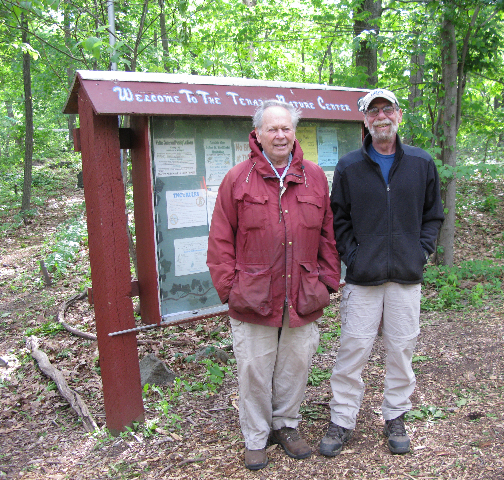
151, 116, 362, 319
63, 70, 367, 433
64, 70, 367, 122
63, 70, 367, 324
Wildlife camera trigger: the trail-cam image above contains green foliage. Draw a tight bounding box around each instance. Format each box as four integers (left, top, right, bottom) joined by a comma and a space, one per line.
0, 154, 82, 236
43, 217, 88, 280
0, 0, 503, 203
140, 360, 232, 436
412, 355, 431, 363
405, 405, 447, 422
317, 323, 341, 353
180, 359, 231, 395
479, 195, 499, 214
422, 260, 503, 311
142, 383, 183, 430
307, 366, 332, 386
455, 177, 503, 219
299, 403, 326, 421
24, 321, 64, 337
494, 233, 504, 259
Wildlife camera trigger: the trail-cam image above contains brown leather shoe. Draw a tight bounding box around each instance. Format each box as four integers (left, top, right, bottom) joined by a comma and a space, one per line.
271, 427, 312, 459
244, 448, 268, 470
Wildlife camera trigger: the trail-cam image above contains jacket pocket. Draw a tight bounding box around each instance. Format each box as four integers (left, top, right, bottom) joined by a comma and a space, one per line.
238, 193, 269, 230
297, 261, 330, 316
390, 233, 425, 281
229, 265, 272, 316
296, 195, 324, 229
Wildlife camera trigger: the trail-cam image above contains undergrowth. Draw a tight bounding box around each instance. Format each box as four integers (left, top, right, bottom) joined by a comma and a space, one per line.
421, 260, 504, 311
0, 153, 81, 236
41, 217, 89, 286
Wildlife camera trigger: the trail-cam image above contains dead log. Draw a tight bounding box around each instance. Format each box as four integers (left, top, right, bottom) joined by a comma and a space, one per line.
57, 291, 159, 345
39, 260, 52, 287
26, 335, 98, 433
57, 291, 96, 340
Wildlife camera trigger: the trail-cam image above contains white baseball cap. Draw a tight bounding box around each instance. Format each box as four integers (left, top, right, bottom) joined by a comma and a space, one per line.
358, 89, 399, 112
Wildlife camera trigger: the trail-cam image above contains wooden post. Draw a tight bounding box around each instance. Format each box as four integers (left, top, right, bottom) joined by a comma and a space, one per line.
130, 116, 161, 326
78, 90, 144, 434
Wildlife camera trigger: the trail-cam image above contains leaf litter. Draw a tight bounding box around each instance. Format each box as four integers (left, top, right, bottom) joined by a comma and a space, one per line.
0, 179, 503, 479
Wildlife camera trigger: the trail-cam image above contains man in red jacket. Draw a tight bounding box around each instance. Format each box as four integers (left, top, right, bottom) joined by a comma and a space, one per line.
207, 100, 340, 470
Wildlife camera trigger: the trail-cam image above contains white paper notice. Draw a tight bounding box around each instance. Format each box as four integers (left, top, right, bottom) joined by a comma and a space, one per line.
174, 236, 209, 276
206, 187, 219, 226
154, 138, 197, 177
325, 170, 334, 192
234, 141, 250, 164
166, 189, 207, 229
204, 139, 232, 185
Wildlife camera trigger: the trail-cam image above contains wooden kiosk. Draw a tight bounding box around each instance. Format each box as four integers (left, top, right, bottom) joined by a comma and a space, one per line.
63, 70, 367, 433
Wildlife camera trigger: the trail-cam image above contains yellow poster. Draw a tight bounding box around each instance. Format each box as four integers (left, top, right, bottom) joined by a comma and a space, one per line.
296, 126, 318, 163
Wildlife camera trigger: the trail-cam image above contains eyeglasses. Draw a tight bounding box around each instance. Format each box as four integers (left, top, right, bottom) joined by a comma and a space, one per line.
365, 105, 396, 117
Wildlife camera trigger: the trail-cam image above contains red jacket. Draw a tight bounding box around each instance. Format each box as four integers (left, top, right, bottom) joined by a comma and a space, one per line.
207, 131, 340, 328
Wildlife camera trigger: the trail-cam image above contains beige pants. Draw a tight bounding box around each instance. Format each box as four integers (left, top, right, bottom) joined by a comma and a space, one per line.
329, 282, 421, 429
230, 307, 319, 450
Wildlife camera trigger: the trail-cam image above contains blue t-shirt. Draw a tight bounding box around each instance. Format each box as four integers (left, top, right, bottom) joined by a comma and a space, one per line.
369, 144, 395, 184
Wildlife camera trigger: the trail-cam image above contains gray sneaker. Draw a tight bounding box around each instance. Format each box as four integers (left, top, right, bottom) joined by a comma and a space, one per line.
319, 422, 353, 457
383, 413, 410, 454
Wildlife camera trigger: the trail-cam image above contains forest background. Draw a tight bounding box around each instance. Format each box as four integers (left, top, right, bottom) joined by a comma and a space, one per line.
1, 0, 504, 263
1, 0, 504, 478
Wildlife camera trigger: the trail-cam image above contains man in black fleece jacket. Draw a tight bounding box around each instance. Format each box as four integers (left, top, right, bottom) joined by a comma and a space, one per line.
319, 89, 444, 457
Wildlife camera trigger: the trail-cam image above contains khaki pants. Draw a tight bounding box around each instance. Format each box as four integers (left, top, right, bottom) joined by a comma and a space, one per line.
329, 282, 421, 429
230, 307, 319, 450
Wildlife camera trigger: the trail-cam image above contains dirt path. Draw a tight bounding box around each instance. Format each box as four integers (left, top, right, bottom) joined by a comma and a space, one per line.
1, 181, 503, 479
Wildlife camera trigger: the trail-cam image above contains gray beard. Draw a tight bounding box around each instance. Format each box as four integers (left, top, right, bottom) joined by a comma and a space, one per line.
369, 121, 399, 142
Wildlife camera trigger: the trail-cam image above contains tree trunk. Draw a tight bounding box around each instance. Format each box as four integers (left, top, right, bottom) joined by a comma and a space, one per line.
21, 13, 34, 215
158, 0, 170, 72
130, 0, 149, 72
496, 85, 504, 147
64, 1, 77, 142
4, 101, 18, 155
353, 0, 382, 87
436, 17, 458, 267
403, 30, 425, 146
318, 40, 334, 84
242, 0, 256, 68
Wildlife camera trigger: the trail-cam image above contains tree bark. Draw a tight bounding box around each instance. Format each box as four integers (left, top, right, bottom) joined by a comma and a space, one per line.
21, 12, 34, 215
436, 17, 458, 267
130, 0, 149, 72
353, 0, 382, 88
496, 85, 504, 147
158, 0, 170, 71
64, 0, 77, 142
403, 30, 425, 146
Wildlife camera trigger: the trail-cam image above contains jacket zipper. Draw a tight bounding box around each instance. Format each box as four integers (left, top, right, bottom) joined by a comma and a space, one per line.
280, 180, 288, 305
387, 184, 391, 278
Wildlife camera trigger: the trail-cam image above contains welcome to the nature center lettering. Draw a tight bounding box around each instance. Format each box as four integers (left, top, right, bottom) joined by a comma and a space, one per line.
111, 86, 352, 112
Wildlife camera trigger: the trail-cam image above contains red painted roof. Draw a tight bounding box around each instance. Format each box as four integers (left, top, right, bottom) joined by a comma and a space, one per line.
64, 70, 368, 121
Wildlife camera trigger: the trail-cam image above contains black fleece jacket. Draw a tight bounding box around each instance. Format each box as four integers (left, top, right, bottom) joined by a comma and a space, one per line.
330, 134, 444, 286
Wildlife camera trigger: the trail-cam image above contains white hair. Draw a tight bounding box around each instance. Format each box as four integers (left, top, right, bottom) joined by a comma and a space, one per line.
253, 100, 301, 132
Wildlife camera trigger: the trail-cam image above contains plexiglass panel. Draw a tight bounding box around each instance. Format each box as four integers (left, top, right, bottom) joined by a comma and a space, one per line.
151, 116, 361, 318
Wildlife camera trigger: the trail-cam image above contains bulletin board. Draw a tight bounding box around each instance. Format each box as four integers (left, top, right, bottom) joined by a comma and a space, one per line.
63, 69, 369, 433
151, 116, 362, 320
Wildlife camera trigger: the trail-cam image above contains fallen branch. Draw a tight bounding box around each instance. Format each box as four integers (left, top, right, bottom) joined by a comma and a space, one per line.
177, 456, 208, 467
57, 291, 159, 345
26, 335, 98, 433
57, 291, 96, 340
39, 260, 52, 287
